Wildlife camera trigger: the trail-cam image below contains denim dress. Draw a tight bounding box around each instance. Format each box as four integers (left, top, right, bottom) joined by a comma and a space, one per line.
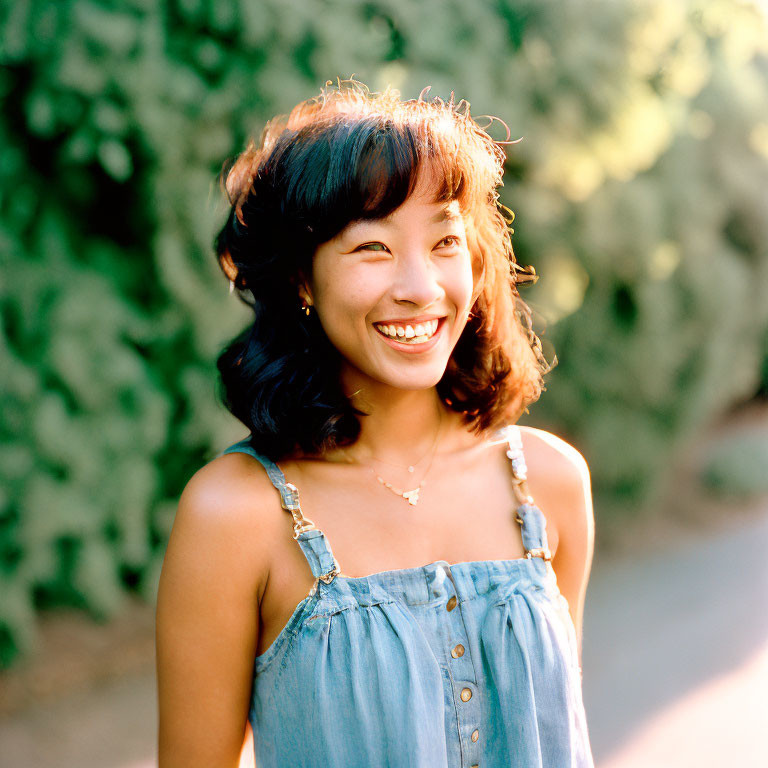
219, 425, 594, 768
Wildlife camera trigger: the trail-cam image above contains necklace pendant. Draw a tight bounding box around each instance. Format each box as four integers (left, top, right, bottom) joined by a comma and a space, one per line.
403, 488, 420, 505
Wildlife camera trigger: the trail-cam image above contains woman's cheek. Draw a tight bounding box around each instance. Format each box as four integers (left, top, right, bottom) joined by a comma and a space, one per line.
447, 251, 475, 309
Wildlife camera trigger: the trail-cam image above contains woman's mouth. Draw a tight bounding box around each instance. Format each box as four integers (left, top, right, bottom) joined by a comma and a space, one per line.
373, 319, 440, 343
372, 318, 446, 352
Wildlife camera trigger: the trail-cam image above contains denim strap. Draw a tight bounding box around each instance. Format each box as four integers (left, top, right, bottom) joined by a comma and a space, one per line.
218, 439, 341, 581
497, 425, 552, 559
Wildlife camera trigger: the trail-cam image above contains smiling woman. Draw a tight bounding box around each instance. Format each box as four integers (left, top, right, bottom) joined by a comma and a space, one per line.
156, 79, 595, 768
211, 81, 548, 459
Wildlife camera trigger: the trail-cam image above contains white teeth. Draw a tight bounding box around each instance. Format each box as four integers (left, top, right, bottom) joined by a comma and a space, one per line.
374, 319, 441, 343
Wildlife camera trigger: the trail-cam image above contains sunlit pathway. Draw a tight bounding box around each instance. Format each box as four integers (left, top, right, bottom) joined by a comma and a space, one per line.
0, 669, 156, 768
598, 639, 768, 767
583, 507, 768, 767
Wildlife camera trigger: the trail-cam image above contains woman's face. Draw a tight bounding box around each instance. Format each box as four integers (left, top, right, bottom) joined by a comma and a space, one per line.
305, 173, 477, 396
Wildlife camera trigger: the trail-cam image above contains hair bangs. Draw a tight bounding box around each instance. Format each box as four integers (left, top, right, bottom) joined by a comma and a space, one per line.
263, 117, 424, 246
338, 118, 421, 221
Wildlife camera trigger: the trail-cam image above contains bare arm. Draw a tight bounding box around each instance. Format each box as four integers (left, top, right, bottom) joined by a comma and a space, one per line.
549, 448, 594, 667
156, 459, 269, 768
521, 427, 596, 667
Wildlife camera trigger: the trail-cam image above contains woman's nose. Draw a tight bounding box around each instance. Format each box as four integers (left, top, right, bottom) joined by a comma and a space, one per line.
391, 252, 444, 307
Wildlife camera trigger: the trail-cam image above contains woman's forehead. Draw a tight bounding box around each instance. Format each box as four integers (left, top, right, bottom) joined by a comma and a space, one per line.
345, 197, 462, 233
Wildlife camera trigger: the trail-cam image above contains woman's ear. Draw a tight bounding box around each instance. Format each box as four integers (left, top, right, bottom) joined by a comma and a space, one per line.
297, 284, 314, 305
294, 270, 314, 304
219, 249, 238, 282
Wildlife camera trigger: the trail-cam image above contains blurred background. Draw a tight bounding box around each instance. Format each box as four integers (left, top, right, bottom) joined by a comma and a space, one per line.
1, 0, 767, 765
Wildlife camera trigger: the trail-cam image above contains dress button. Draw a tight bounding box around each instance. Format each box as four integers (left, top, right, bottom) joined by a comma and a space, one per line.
460, 687, 472, 702
451, 643, 465, 658
471, 729, 479, 742
446, 595, 458, 611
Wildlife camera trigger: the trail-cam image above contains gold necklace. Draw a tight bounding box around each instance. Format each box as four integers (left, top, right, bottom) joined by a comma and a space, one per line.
341, 408, 444, 506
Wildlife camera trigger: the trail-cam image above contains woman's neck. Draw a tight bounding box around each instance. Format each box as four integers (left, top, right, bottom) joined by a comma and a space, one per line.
335, 387, 476, 466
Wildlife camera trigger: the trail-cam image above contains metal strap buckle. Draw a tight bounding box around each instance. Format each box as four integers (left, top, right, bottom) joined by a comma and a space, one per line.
317, 559, 341, 584
292, 519, 318, 540
507, 440, 536, 508
506, 450, 529, 482
281, 481, 341, 580
512, 488, 535, 507
281, 482, 318, 539
280, 482, 301, 512
526, 547, 552, 562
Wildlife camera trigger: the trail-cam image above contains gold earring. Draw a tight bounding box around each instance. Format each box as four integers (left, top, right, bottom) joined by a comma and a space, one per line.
301, 299, 313, 316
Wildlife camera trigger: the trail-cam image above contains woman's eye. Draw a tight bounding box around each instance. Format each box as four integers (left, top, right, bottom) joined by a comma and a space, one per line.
355, 242, 389, 252
437, 236, 461, 248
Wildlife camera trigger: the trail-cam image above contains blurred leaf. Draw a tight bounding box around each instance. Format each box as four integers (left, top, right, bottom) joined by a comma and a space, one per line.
97, 139, 133, 181
701, 432, 768, 497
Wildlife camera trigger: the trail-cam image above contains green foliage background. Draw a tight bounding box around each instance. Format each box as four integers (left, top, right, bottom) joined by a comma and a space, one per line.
1, 0, 767, 668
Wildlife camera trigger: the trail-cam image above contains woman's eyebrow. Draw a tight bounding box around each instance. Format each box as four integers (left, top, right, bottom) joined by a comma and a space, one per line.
343, 205, 461, 235
431, 208, 462, 224
342, 220, 374, 236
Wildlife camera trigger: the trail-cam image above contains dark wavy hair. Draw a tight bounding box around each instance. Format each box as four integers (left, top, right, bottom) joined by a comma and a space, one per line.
214, 80, 550, 460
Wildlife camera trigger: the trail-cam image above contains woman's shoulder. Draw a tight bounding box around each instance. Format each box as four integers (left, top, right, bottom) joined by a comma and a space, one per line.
181, 448, 285, 524
169, 448, 288, 596
514, 425, 593, 544
516, 425, 591, 481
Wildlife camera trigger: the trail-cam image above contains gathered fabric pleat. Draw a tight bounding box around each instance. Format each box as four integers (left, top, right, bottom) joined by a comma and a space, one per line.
246, 561, 593, 768
266, 597, 448, 768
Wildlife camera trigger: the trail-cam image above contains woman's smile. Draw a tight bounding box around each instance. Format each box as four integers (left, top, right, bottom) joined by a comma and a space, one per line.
372, 317, 447, 353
